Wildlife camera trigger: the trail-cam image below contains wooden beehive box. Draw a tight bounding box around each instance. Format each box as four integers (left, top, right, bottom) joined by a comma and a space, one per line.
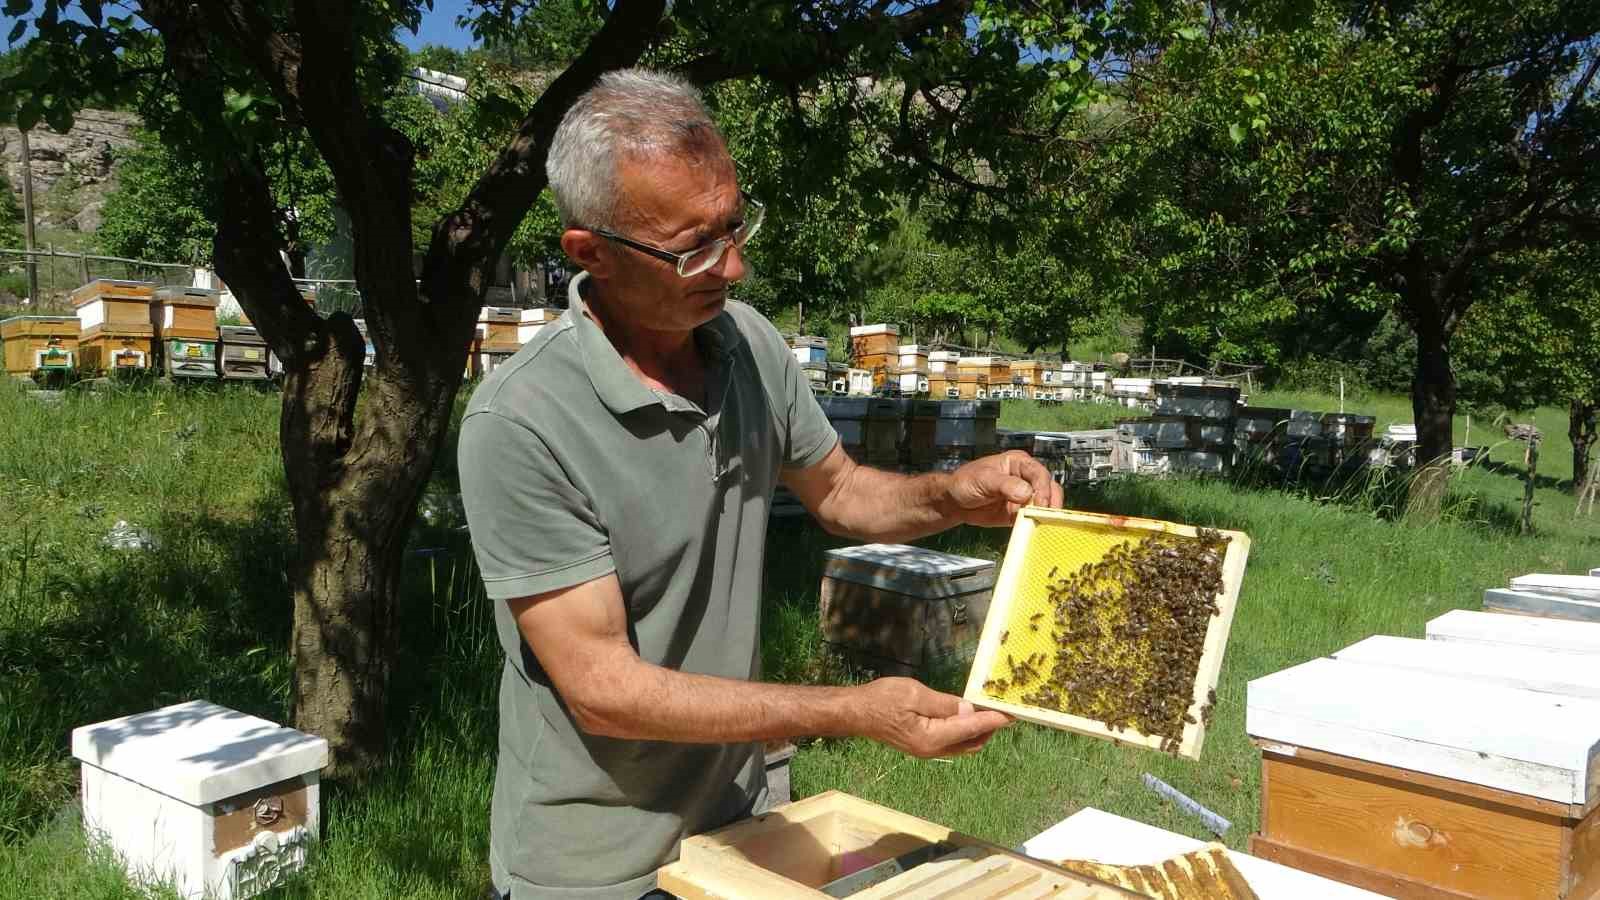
821, 543, 996, 675
850, 324, 900, 361
658, 790, 1138, 899
963, 508, 1251, 760
154, 286, 221, 339
72, 700, 329, 900
218, 326, 270, 381
476, 306, 524, 351
2, 315, 79, 375
1246, 620, 1600, 900
1013, 360, 1046, 385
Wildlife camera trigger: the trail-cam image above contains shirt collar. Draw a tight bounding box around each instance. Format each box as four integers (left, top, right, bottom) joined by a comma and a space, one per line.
567, 272, 742, 416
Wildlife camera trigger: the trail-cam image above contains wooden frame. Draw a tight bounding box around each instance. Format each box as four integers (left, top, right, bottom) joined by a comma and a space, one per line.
963, 507, 1251, 760
658, 790, 1137, 899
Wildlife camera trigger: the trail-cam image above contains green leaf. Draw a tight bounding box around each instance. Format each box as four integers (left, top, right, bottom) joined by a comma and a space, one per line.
1228, 123, 1246, 144
7, 19, 24, 43
3, 0, 30, 16
15, 101, 39, 132
1175, 26, 1205, 41
1243, 92, 1263, 108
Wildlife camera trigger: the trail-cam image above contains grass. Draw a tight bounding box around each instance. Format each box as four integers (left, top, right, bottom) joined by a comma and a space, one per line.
0, 376, 1593, 897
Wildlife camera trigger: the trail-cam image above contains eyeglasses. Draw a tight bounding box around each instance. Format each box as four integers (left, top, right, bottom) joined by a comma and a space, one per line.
590, 194, 765, 278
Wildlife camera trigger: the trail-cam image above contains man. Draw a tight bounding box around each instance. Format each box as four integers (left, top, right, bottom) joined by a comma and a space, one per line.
459, 69, 1064, 900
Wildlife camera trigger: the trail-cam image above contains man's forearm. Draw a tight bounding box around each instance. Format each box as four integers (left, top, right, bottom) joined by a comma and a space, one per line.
568, 646, 867, 744
815, 462, 961, 543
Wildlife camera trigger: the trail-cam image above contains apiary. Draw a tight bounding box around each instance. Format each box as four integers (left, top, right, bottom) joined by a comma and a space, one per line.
2, 315, 79, 376
792, 335, 829, 365
821, 543, 996, 675
1247, 617, 1600, 900
658, 790, 1137, 899
218, 326, 270, 381
964, 507, 1251, 759
71, 699, 329, 900
849, 323, 900, 361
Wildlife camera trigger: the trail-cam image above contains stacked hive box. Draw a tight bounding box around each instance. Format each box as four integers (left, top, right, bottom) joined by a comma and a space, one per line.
932, 399, 999, 470
74, 278, 158, 375
896, 344, 929, 396
954, 356, 994, 400
849, 324, 899, 392
822, 396, 902, 466
1031, 430, 1117, 485
928, 350, 960, 398
473, 306, 523, 378
217, 326, 270, 381
790, 335, 830, 393
153, 286, 221, 380
902, 399, 942, 469
2, 315, 79, 377
1234, 406, 1291, 469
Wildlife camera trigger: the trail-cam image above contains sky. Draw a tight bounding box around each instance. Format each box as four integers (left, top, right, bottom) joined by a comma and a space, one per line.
1, 2, 480, 54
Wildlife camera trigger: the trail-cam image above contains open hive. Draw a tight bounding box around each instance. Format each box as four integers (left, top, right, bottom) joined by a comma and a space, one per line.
964, 508, 1250, 760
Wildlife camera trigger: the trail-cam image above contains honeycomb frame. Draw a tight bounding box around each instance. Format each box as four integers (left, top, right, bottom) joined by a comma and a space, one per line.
962, 506, 1252, 760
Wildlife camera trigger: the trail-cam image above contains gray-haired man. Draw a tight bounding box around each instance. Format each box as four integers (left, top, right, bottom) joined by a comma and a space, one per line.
459, 68, 1062, 899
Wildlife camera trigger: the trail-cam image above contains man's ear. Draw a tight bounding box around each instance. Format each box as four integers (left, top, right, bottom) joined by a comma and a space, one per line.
561, 229, 611, 278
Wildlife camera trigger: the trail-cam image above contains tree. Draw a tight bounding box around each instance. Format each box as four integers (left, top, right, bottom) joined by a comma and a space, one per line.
1071, 0, 1600, 504
7, 0, 1113, 773
96, 132, 219, 265
1453, 245, 1600, 494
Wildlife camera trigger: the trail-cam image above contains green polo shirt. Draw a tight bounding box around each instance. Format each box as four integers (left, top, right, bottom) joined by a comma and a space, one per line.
458, 273, 838, 899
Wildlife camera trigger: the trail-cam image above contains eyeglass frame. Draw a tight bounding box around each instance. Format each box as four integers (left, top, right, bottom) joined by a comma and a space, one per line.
586, 193, 765, 278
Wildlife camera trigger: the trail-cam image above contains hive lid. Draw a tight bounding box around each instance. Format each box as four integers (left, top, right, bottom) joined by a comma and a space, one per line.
848, 323, 898, 337
1, 315, 78, 325
153, 286, 220, 306
71, 699, 329, 806
824, 543, 996, 596
1248, 652, 1600, 808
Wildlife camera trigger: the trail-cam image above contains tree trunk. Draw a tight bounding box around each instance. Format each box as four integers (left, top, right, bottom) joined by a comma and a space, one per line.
1407, 315, 1456, 520
280, 321, 464, 772
1573, 398, 1597, 495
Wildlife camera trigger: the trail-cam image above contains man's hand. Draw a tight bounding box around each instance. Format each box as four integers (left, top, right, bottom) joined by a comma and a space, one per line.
943, 450, 1065, 527
854, 677, 1012, 758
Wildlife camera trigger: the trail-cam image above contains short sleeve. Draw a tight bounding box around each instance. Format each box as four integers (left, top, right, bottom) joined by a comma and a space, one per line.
458, 409, 615, 601
782, 353, 839, 469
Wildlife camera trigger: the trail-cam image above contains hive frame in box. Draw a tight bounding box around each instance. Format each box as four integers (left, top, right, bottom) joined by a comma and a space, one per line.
963, 507, 1250, 760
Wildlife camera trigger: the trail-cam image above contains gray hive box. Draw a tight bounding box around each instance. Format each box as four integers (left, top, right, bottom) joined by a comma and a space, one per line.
820, 543, 997, 676
71, 700, 329, 899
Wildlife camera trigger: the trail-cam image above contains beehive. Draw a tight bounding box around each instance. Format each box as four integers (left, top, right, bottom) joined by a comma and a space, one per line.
955, 357, 995, 399
657, 790, 1137, 899
477, 306, 524, 351
72, 700, 328, 900
1248, 618, 1600, 900
821, 543, 996, 675
964, 508, 1251, 759
792, 335, 829, 365
1012, 360, 1046, 385
153, 287, 221, 379
849, 323, 899, 362
518, 307, 559, 345
218, 326, 270, 381
75, 279, 157, 374
2, 315, 79, 376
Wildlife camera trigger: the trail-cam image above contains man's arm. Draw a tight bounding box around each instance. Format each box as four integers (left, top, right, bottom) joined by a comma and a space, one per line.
781, 445, 1065, 543
510, 572, 1008, 757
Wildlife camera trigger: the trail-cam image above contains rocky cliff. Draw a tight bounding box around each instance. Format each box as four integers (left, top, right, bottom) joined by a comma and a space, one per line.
0, 109, 140, 234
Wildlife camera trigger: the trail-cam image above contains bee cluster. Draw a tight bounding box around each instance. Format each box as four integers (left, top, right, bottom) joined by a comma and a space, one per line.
983, 528, 1230, 752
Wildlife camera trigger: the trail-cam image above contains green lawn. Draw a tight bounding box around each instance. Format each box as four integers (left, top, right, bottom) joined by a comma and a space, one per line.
0, 380, 1592, 898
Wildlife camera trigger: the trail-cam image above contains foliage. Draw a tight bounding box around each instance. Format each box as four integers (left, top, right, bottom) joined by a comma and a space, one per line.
94, 132, 215, 265
0, 178, 22, 250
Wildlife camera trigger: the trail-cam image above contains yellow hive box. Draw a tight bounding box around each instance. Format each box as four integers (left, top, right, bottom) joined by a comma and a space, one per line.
963, 507, 1250, 760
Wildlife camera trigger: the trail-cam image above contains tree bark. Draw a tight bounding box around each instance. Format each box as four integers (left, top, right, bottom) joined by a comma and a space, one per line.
1573, 398, 1597, 495
1406, 307, 1457, 520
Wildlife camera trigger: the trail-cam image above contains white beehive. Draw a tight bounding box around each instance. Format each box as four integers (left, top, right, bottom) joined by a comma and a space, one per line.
71, 700, 329, 900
